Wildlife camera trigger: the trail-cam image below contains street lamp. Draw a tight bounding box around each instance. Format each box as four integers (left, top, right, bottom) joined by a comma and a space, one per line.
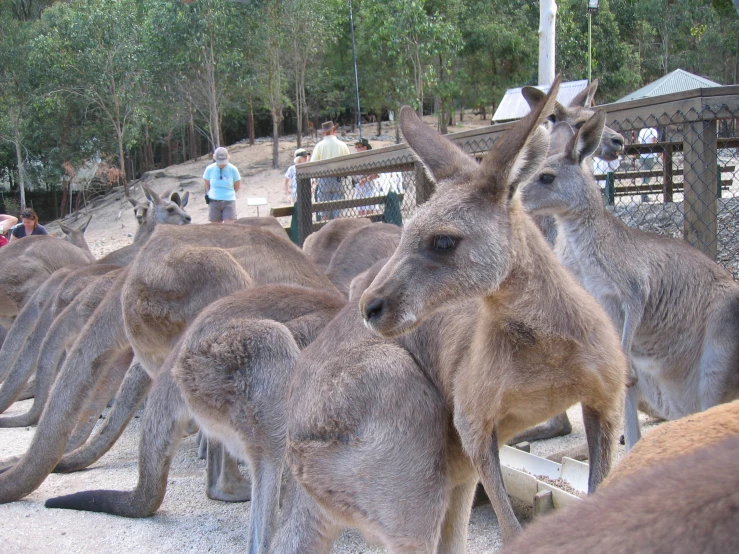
348, 0, 362, 139
587, 0, 599, 84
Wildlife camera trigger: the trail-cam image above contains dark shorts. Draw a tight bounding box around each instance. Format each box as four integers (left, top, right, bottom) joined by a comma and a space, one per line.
208, 200, 237, 221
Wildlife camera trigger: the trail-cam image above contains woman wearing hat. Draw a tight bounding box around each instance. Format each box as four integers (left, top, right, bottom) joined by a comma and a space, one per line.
203, 146, 242, 224
284, 148, 310, 203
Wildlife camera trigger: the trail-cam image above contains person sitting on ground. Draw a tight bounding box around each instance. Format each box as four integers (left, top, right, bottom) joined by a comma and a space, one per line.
203, 146, 241, 224
284, 148, 311, 204
9, 209, 47, 243
352, 138, 380, 216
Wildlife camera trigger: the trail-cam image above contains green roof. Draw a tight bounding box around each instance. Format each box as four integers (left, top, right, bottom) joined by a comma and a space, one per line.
616, 69, 721, 103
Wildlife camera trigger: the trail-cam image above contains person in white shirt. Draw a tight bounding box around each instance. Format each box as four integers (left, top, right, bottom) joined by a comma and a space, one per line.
311, 121, 350, 219
284, 148, 310, 203
638, 126, 660, 201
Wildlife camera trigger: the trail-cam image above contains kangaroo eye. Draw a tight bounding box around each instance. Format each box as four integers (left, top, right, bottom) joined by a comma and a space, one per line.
432, 235, 457, 252
548, 114, 557, 123
539, 173, 555, 185
167, 207, 175, 213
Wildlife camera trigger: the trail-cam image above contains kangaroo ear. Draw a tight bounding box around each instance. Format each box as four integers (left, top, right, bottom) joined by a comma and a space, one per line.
79, 215, 92, 233
141, 183, 160, 204
59, 222, 72, 235
179, 191, 190, 208
569, 79, 599, 108
482, 74, 561, 200
549, 121, 576, 155
567, 110, 606, 164
399, 106, 478, 184
522, 86, 545, 109
128, 197, 138, 208
170, 192, 182, 206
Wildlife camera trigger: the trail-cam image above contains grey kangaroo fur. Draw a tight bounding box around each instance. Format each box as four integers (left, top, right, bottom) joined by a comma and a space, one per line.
510, 79, 625, 445
0, 264, 120, 424
356, 80, 625, 542
521, 110, 739, 450
302, 217, 372, 270
45, 223, 395, 523
17, 224, 335, 509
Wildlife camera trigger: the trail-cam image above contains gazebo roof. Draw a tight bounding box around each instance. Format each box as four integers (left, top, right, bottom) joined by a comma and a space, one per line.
492, 80, 589, 123
616, 69, 721, 103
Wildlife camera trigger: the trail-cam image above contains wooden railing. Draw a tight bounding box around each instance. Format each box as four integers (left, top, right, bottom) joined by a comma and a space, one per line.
292, 85, 739, 261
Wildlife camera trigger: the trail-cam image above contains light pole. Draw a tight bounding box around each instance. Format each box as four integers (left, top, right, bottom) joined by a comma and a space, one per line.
348, 0, 362, 139
587, 0, 599, 83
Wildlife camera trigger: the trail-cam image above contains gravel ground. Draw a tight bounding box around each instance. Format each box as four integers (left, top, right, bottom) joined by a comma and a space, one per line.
0, 399, 662, 554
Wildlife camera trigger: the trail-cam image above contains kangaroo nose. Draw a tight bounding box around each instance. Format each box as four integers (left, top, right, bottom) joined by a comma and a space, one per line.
184, 214, 192, 223
362, 297, 385, 323
611, 135, 624, 151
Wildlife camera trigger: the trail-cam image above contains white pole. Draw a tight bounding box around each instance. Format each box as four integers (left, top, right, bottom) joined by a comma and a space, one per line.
538, 0, 557, 86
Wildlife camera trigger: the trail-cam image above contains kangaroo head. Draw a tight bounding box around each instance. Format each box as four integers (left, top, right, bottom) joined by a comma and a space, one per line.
128, 197, 149, 225
522, 79, 623, 161
141, 183, 191, 226
59, 215, 93, 250
359, 78, 559, 338
521, 110, 606, 218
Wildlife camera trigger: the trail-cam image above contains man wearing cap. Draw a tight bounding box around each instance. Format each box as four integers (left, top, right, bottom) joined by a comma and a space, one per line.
310, 121, 350, 220
284, 148, 310, 203
203, 146, 241, 224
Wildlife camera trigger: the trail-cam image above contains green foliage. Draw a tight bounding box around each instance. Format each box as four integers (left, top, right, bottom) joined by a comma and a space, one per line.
1, 0, 739, 197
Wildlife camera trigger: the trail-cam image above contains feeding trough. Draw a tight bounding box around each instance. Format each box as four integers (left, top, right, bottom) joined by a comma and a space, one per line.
500, 445, 588, 515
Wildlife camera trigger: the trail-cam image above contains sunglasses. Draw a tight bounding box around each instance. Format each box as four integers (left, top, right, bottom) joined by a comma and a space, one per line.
21, 213, 35, 220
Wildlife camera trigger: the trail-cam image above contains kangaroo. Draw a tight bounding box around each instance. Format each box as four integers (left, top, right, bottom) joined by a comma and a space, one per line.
58, 215, 94, 254
0, 266, 122, 427
302, 217, 372, 271
234, 216, 292, 241
510, 80, 625, 445
499, 435, 739, 554
520, 111, 739, 450
0, 264, 119, 419
357, 82, 626, 542
324, 222, 401, 296
0, 235, 95, 327
0, 224, 337, 504
44, 224, 396, 519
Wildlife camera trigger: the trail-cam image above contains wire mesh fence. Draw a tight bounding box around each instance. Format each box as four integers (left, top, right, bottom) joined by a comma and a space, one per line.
294, 89, 739, 278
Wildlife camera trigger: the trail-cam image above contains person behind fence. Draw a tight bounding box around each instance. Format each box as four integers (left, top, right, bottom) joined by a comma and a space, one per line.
310, 121, 350, 220
284, 148, 310, 204
638, 126, 660, 201
9, 209, 47, 243
353, 138, 380, 216
203, 146, 241, 224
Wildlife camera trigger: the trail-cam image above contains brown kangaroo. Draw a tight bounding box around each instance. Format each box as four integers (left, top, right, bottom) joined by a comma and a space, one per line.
43, 223, 397, 521
302, 217, 372, 271
358, 81, 626, 542
499, 435, 739, 554
0, 264, 120, 422
0, 224, 335, 505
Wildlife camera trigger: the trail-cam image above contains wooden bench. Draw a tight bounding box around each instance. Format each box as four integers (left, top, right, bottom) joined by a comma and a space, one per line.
270, 192, 404, 243
598, 165, 734, 205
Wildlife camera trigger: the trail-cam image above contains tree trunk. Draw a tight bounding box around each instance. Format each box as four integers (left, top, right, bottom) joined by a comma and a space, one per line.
248, 95, 255, 146
377, 117, 382, 136
189, 109, 198, 160
538, 0, 557, 86
272, 114, 279, 169
12, 115, 26, 210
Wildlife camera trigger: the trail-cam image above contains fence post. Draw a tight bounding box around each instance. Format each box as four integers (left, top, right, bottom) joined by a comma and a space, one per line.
682, 118, 718, 260
296, 176, 313, 246
605, 172, 615, 206
662, 143, 673, 203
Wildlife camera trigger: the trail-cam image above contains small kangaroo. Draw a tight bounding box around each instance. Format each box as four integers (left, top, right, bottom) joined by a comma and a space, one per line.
522, 110, 739, 449
359, 80, 626, 541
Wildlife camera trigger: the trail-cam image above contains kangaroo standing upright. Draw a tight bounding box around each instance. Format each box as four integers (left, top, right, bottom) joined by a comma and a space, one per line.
521, 111, 739, 449
359, 80, 626, 542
